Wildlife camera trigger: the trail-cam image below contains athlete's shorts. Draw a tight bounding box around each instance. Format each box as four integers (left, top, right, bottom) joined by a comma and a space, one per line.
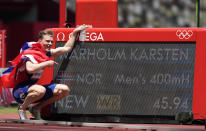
13, 83, 57, 104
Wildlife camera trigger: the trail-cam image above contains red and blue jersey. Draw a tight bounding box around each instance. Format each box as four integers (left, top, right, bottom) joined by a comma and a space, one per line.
0, 42, 51, 89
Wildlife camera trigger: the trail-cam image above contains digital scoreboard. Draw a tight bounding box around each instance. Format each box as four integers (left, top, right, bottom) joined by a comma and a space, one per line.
40, 28, 206, 119
54, 42, 195, 116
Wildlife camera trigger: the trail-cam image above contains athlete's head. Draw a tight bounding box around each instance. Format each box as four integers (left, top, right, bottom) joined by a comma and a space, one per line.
38, 29, 53, 52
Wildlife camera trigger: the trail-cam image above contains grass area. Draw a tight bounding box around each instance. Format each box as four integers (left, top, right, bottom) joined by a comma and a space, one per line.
0, 106, 30, 114
0, 106, 18, 114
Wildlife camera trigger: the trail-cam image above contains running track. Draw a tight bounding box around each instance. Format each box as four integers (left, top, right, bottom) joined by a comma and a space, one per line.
0, 119, 205, 131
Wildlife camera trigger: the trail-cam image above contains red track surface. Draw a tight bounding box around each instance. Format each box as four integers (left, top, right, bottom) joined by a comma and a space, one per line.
0, 113, 32, 119
0, 122, 136, 131
0, 121, 205, 131
0, 113, 205, 131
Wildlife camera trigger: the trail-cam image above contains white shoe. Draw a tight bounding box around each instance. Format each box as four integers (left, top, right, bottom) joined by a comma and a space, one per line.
18, 109, 28, 120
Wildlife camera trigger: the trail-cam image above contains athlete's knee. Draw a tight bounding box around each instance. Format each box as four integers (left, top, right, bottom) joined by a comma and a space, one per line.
61, 84, 70, 95
56, 84, 70, 96
63, 85, 70, 93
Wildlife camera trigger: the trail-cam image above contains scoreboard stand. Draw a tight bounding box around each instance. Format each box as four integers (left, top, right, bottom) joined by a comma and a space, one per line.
38, 27, 206, 124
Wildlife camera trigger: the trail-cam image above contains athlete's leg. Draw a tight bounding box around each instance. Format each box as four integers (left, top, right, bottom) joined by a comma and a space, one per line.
18, 85, 46, 110
34, 84, 70, 110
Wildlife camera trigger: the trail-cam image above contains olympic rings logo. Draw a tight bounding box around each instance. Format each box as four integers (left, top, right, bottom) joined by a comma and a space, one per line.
176, 30, 193, 39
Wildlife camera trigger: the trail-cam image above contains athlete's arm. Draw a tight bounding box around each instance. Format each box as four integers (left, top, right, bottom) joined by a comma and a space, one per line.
50, 26, 86, 56
26, 60, 56, 74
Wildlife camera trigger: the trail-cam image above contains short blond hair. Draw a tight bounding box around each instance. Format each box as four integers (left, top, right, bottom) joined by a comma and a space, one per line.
38, 30, 53, 40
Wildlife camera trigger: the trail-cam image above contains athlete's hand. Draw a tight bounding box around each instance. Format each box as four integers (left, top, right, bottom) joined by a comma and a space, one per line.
46, 60, 58, 67
73, 24, 90, 35
73, 25, 87, 33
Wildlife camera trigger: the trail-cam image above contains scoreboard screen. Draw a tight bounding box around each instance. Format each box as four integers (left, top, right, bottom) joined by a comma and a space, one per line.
53, 41, 195, 116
